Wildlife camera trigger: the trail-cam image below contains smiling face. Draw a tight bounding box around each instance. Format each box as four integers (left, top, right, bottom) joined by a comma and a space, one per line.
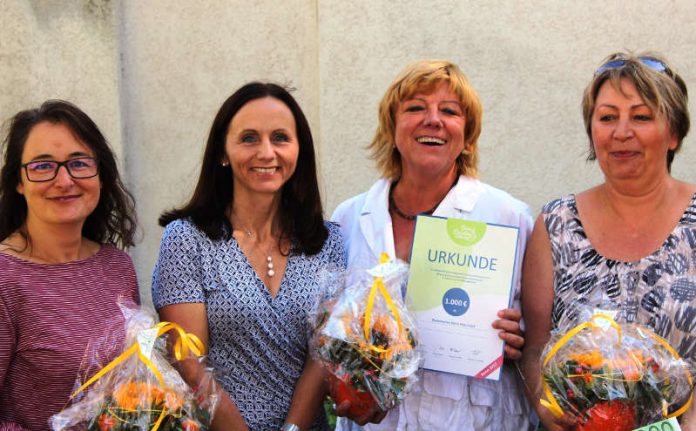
17, 121, 101, 231
591, 78, 677, 185
224, 96, 299, 199
393, 81, 466, 179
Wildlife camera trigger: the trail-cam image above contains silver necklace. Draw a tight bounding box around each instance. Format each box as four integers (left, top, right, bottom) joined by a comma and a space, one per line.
242, 228, 275, 277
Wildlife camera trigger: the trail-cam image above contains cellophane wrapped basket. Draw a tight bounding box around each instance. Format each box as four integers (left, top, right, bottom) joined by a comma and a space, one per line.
50, 303, 219, 431
540, 311, 693, 431
311, 254, 421, 417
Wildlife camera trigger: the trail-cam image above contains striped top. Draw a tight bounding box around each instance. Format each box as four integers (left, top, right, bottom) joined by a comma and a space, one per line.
0, 245, 139, 431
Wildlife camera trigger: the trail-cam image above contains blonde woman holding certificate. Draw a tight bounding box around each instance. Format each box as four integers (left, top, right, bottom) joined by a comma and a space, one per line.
332, 60, 535, 431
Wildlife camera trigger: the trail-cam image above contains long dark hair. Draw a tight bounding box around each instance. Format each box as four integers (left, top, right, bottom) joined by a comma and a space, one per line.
159, 82, 327, 255
0, 100, 137, 248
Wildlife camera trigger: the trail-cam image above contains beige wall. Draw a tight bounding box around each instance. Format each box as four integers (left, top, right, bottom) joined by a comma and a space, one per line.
3, 0, 696, 304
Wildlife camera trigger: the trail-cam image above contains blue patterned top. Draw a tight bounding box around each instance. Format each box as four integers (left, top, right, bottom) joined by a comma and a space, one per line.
543, 194, 696, 364
152, 219, 346, 430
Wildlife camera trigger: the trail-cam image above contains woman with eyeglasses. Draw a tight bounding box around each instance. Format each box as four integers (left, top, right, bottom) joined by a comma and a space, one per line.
521, 52, 696, 430
332, 60, 534, 431
151, 82, 345, 431
0, 100, 139, 430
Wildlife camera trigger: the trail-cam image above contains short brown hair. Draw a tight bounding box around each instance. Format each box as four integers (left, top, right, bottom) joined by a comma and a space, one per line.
369, 60, 483, 180
582, 52, 689, 171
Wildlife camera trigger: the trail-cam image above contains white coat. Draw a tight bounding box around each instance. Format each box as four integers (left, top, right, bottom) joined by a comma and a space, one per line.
331, 176, 535, 431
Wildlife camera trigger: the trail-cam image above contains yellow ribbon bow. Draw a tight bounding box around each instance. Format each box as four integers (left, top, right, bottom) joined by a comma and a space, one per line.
362, 253, 405, 356
69, 321, 206, 431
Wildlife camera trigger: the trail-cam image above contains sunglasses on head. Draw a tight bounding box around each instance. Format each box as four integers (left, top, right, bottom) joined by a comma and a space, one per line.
595, 57, 668, 76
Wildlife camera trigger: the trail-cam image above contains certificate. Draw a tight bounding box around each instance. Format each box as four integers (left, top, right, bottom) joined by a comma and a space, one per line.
405, 215, 520, 380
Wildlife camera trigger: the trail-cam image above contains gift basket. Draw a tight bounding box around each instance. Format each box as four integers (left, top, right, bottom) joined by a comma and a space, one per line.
50, 303, 219, 431
540, 311, 694, 431
311, 253, 421, 417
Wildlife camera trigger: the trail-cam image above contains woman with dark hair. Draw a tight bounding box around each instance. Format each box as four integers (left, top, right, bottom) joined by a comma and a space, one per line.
152, 82, 345, 431
0, 100, 139, 430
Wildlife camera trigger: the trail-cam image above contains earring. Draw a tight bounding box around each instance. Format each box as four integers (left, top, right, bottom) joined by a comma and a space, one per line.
221, 160, 229, 167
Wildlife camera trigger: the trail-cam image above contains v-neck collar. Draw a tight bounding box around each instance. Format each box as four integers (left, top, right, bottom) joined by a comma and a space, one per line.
229, 236, 291, 301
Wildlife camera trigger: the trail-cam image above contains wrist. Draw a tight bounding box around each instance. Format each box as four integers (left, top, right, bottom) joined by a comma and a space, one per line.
280, 423, 301, 431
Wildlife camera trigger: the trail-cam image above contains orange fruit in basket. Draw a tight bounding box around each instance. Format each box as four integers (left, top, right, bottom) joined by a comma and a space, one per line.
327, 373, 378, 418
181, 418, 201, 431
576, 400, 636, 431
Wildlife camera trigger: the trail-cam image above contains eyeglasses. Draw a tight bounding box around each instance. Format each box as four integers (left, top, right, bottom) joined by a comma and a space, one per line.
21, 157, 99, 182
595, 57, 668, 76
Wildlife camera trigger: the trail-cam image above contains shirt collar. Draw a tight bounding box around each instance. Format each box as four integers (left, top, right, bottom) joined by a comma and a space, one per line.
358, 175, 483, 217
434, 175, 483, 215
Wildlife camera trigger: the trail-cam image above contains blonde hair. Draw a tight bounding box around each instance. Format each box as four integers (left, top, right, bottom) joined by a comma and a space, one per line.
582, 51, 689, 170
369, 60, 483, 180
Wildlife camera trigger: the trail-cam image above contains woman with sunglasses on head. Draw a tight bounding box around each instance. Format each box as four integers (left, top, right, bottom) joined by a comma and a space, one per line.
332, 60, 534, 430
0, 100, 139, 430
152, 82, 345, 431
521, 52, 696, 430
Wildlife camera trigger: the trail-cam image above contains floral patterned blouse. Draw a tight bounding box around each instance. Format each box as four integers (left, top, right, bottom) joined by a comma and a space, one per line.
543, 194, 696, 364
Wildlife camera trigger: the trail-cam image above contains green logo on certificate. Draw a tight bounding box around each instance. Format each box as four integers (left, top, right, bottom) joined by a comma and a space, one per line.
446, 219, 487, 246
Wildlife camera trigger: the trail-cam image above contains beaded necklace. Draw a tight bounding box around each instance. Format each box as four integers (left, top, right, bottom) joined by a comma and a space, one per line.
389, 175, 459, 221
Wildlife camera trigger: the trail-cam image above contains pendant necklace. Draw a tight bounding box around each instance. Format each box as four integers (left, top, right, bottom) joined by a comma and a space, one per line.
242, 228, 276, 277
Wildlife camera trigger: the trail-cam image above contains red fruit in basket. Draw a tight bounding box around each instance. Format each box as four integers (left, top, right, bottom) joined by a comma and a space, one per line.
97, 414, 117, 431
328, 374, 378, 418
576, 400, 636, 431
181, 418, 201, 431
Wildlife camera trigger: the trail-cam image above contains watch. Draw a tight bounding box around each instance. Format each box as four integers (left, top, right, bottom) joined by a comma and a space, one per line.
280, 423, 301, 431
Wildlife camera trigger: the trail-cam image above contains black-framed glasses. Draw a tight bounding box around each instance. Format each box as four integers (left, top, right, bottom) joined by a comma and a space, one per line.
21, 157, 99, 182
595, 57, 668, 76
